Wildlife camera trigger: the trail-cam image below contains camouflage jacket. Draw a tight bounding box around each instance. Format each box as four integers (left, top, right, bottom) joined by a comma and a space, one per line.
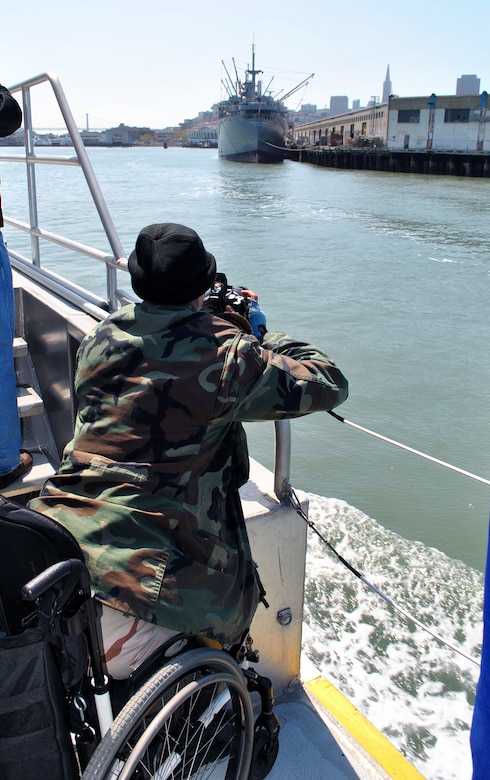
31, 301, 348, 645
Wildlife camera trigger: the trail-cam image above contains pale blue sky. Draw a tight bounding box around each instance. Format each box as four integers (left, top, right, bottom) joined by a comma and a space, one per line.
3, 0, 489, 129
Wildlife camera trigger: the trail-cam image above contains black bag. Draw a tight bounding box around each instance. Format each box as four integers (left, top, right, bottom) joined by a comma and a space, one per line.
0, 626, 79, 780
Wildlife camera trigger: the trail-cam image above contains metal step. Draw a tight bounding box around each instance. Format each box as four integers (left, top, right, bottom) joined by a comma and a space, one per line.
0, 450, 55, 498
17, 384, 44, 418
13, 336, 28, 358
9, 325, 59, 500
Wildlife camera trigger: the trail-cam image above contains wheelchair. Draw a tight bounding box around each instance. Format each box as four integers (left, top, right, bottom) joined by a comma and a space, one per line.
0, 495, 280, 780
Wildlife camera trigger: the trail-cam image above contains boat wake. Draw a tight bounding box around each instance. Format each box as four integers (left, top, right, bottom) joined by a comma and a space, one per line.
302, 494, 482, 780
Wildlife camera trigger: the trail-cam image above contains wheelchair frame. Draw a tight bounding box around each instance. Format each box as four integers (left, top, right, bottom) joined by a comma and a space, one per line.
0, 496, 280, 780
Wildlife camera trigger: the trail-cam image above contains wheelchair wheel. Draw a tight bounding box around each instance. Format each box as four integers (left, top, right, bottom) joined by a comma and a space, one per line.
82, 647, 254, 780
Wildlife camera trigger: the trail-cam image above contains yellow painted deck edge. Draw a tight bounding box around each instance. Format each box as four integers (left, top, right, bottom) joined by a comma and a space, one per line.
304, 676, 426, 780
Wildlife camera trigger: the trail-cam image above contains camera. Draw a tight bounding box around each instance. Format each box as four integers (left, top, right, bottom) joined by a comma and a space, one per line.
203, 273, 250, 319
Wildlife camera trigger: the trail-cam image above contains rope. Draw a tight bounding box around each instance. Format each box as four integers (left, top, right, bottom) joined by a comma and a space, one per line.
287, 486, 480, 667
328, 410, 490, 487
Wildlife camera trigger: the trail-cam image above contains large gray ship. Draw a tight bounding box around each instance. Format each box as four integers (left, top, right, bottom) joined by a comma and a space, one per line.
218, 48, 311, 164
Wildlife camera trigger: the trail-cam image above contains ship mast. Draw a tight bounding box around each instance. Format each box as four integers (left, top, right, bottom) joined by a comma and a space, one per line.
245, 43, 262, 99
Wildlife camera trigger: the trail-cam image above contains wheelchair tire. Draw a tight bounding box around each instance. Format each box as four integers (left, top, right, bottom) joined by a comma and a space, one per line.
81, 647, 254, 780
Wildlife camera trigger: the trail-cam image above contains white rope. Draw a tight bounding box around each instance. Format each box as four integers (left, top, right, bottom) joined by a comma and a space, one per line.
288, 488, 481, 668
328, 412, 490, 487
358, 571, 479, 667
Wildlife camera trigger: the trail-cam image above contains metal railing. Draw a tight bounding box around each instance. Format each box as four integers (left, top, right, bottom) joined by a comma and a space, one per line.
1, 73, 293, 500
1, 72, 127, 312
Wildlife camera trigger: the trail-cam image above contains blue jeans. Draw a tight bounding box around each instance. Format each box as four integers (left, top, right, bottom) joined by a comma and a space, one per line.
0, 231, 21, 476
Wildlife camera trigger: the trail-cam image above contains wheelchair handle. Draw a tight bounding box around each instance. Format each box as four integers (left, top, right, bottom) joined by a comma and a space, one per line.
21, 558, 88, 602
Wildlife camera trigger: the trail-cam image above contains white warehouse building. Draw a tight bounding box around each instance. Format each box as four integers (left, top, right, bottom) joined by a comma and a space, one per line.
388, 93, 489, 152
293, 92, 489, 154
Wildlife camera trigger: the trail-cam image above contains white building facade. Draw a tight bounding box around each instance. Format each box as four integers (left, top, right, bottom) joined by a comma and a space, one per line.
387, 93, 489, 153
292, 92, 489, 154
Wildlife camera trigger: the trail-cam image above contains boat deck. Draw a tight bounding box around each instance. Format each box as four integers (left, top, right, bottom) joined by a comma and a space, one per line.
269, 676, 424, 780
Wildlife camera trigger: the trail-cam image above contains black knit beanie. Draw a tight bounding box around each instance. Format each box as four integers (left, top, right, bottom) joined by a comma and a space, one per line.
128, 223, 216, 304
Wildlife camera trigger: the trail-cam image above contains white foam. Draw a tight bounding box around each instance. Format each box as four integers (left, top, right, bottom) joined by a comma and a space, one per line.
302, 494, 483, 780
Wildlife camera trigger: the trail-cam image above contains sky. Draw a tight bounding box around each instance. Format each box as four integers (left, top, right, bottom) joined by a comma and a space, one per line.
3, 0, 489, 131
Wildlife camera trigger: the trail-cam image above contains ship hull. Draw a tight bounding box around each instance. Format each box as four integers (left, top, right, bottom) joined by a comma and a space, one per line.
218, 112, 288, 164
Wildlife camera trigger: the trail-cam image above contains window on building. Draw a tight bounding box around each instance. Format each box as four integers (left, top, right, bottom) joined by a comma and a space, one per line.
445, 108, 470, 122
398, 109, 420, 123
444, 108, 480, 122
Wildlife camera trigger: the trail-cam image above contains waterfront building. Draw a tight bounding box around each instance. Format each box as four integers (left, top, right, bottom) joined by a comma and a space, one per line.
387, 93, 489, 152
292, 102, 388, 147
79, 129, 106, 146
185, 125, 218, 147
104, 124, 152, 146
292, 92, 489, 154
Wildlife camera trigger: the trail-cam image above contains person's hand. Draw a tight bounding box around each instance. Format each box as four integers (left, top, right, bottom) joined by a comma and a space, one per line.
240, 289, 259, 301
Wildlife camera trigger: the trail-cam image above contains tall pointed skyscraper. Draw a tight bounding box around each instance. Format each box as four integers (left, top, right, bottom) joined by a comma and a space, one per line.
382, 66, 392, 104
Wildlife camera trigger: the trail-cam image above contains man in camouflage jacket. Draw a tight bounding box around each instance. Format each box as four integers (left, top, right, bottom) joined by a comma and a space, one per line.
32, 223, 348, 662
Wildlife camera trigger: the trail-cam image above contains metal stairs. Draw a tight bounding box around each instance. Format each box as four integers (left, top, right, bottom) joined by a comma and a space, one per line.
1, 335, 57, 500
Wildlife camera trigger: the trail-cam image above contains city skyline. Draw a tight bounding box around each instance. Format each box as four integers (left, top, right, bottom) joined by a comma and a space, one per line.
25, 68, 487, 136
3, 0, 489, 130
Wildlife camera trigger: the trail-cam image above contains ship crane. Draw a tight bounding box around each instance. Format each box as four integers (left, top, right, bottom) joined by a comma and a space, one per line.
276, 73, 315, 104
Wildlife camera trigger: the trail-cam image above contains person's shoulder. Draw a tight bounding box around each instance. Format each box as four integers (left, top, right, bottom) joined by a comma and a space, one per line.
0, 85, 22, 138
80, 303, 136, 343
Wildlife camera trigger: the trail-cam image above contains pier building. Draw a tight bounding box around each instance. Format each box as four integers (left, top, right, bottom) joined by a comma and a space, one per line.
185, 126, 218, 147
292, 100, 388, 147
292, 92, 489, 154
388, 93, 488, 152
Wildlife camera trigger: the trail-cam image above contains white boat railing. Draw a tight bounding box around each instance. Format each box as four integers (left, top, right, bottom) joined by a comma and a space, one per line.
1, 72, 126, 312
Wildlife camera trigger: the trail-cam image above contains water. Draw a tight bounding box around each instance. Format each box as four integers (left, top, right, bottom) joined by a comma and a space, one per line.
2, 146, 489, 779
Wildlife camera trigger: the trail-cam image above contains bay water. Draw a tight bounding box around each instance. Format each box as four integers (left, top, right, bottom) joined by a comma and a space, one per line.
3, 146, 489, 778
